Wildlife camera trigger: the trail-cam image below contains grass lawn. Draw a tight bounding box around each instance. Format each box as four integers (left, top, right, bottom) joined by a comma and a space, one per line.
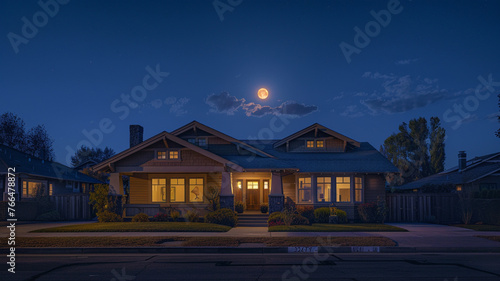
476, 236, 500, 243
269, 223, 407, 232
453, 224, 500, 231
31, 222, 231, 233
3, 236, 396, 248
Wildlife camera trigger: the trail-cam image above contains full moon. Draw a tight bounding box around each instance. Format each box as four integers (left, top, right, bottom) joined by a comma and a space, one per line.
258, 88, 269, 99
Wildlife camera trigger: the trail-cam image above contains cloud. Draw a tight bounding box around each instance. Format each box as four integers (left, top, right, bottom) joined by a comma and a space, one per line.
206, 92, 246, 115
395, 58, 419, 65
170, 97, 189, 116
206, 92, 318, 117
340, 105, 364, 118
359, 72, 448, 114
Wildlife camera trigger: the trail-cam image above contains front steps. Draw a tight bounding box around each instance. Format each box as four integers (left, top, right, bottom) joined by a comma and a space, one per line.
237, 213, 269, 227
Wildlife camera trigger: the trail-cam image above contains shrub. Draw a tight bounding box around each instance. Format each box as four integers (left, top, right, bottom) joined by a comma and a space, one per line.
185, 210, 200, 222
357, 202, 377, 223
314, 207, 330, 223
131, 213, 149, 222
235, 201, 244, 213
35, 210, 61, 221
297, 206, 315, 224
206, 185, 220, 211
292, 214, 310, 225
97, 210, 123, 222
170, 210, 181, 222
268, 211, 284, 227
331, 207, 347, 223
152, 213, 169, 222
205, 208, 238, 227
376, 196, 388, 223
260, 203, 269, 213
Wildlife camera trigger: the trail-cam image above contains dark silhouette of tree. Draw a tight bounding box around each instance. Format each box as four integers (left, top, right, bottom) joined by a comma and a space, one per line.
497, 94, 499, 138
26, 125, 55, 161
71, 146, 116, 167
381, 117, 446, 186
0, 112, 26, 151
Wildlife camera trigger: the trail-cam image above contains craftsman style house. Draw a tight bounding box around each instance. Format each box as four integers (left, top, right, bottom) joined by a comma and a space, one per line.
91, 121, 398, 219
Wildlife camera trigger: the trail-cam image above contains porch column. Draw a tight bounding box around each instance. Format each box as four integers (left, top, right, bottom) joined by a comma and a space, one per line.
219, 171, 234, 211
109, 173, 123, 195
269, 172, 284, 213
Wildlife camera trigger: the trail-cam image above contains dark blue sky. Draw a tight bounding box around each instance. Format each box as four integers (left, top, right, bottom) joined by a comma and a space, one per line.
1, 0, 499, 168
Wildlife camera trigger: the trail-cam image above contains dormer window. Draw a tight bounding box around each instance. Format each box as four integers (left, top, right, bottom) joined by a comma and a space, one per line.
197, 138, 207, 147
316, 140, 324, 148
169, 150, 179, 159
306, 140, 315, 148
188, 138, 196, 144
157, 151, 167, 160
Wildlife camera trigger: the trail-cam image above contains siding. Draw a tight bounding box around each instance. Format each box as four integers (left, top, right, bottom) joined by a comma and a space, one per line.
129, 174, 149, 204
116, 149, 222, 168
364, 174, 385, 203
283, 174, 296, 202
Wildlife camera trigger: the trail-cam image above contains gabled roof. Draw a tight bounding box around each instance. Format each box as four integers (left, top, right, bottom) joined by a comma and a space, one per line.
91, 130, 244, 172
171, 121, 275, 158
0, 144, 101, 184
273, 123, 360, 149
397, 151, 500, 190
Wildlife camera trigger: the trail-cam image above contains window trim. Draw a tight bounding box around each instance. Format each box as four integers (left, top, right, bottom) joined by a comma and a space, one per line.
151, 178, 167, 203
316, 176, 332, 203
298, 177, 312, 203
22, 180, 47, 199
189, 178, 204, 203
155, 149, 181, 161
354, 176, 363, 203
335, 176, 351, 203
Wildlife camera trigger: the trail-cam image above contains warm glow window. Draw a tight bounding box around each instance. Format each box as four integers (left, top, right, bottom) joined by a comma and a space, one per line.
170, 178, 185, 202
336, 177, 351, 202
152, 178, 166, 202
247, 181, 259, 189
169, 150, 179, 159
157, 151, 167, 160
49, 184, 53, 196
306, 141, 314, 148
316, 140, 324, 148
317, 177, 331, 202
22, 181, 46, 198
189, 178, 204, 202
263, 180, 269, 190
355, 177, 363, 202
298, 177, 312, 203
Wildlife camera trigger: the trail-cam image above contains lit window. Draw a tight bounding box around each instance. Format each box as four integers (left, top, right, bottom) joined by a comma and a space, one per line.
456, 185, 462, 192
197, 138, 207, 147
317, 177, 331, 202
247, 181, 259, 189
306, 141, 315, 148
170, 178, 185, 202
189, 178, 204, 202
237, 180, 242, 189
152, 178, 166, 202
169, 150, 179, 159
263, 180, 269, 190
299, 177, 312, 203
22, 181, 46, 198
336, 177, 351, 202
157, 151, 167, 160
316, 140, 324, 148
355, 177, 362, 202
49, 184, 53, 196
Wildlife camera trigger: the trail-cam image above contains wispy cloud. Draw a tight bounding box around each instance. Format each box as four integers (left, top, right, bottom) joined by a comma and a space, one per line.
340, 105, 364, 118
395, 58, 419, 65
206, 92, 318, 117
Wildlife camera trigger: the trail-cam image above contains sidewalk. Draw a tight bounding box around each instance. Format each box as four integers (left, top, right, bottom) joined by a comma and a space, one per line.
3, 221, 500, 252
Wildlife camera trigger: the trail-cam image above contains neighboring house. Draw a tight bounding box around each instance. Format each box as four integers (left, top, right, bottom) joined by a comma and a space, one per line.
0, 144, 102, 201
397, 151, 500, 192
91, 121, 398, 219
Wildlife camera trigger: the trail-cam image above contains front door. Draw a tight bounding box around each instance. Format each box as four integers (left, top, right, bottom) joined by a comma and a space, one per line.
246, 181, 259, 210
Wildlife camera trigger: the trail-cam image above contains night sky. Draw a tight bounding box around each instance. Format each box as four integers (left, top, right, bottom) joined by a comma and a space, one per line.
1, 0, 499, 168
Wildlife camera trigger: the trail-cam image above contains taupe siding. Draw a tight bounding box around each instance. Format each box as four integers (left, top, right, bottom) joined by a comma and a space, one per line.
116, 149, 222, 168
364, 174, 385, 203
129, 174, 149, 204
283, 174, 296, 202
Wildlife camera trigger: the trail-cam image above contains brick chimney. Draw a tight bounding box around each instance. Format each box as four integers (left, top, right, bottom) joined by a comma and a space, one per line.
130, 125, 144, 148
458, 151, 467, 172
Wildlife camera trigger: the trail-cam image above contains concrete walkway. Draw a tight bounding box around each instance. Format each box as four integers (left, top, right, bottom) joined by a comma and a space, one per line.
3, 221, 500, 250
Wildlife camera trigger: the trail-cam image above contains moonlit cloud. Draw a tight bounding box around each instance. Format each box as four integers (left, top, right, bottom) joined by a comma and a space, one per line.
206, 92, 246, 115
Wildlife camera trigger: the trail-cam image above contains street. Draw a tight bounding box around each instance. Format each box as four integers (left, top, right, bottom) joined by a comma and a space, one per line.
2, 253, 500, 281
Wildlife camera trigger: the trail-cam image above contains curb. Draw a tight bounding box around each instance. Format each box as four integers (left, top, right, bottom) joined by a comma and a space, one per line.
16, 246, 500, 254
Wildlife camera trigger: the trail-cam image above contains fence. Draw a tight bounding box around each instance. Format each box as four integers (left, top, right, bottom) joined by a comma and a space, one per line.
386, 193, 461, 224
50, 194, 92, 220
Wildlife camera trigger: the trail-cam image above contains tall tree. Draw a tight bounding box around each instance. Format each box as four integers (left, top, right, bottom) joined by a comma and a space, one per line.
430, 117, 446, 174
381, 116, 446, 186
71, 145, 116, 167
496, 93, 500, 138
25, 125, 55, 161
0, 112, 26, 151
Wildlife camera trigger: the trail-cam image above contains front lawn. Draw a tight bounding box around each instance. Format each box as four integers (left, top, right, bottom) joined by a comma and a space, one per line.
31, 222, 231, 232
3, 236, 396, 248
269, 223, 407, 232
453, 224, 500, 231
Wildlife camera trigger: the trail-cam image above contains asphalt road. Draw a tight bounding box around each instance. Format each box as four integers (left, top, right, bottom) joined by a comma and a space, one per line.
2, 253, 500, 281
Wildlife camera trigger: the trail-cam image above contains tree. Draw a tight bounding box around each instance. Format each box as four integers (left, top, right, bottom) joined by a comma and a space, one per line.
381, 116, 446, 186
0, 112, 26, 151
25, 125, 54, 161
496, 93, 500, 138
71, 146, 116, 167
